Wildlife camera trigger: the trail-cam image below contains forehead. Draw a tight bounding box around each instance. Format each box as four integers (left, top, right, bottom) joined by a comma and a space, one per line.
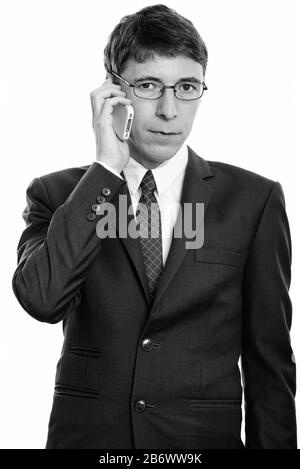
122, 54, 203, 81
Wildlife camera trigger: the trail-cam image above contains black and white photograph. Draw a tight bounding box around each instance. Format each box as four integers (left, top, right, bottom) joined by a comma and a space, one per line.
1, 0, 299, 451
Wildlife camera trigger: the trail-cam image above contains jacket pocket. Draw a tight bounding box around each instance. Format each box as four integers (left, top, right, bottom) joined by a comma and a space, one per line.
54, 383, 103, 399
49, 385, 121, 430
69, 345, 102, 358
189, 398, 242, 409
194, 247, 245, 268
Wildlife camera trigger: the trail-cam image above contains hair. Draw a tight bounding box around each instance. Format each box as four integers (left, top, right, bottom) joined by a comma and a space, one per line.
103, 4, 208, 78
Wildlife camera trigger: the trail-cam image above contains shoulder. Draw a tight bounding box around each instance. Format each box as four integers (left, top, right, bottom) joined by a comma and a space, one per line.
208, 159, 275, 187
205, 159, 287, 216
188, 146, 276, 194
206, 159, 279, 200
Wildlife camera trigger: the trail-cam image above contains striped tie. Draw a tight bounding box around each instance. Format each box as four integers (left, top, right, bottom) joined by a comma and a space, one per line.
136, 170, 163, 303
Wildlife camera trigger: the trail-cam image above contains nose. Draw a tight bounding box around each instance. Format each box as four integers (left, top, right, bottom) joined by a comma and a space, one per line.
156, 89, 178, 120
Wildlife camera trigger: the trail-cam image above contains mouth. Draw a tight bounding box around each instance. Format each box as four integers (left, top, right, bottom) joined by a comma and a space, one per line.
149, 130, 180, 136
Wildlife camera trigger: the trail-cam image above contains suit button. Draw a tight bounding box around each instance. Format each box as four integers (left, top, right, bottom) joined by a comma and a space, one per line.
141, 338, 153, 351
86, 213, 96, 221
102, 187, 111, 196
91, 203, 101, 213
135, 400, 146, 412
96, 195, 106, 203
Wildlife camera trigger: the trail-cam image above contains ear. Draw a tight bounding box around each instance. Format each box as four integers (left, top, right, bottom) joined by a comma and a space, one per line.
106, 70, 117, 84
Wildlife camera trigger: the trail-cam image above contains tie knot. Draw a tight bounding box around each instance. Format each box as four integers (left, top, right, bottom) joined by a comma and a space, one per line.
140, 170, 157, 195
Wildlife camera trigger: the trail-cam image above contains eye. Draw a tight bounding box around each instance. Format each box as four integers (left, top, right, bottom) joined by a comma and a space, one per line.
136, 81, 161, 90
178, 83, 197, 92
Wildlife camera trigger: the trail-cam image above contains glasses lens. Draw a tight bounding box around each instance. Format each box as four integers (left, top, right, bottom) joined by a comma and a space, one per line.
175, 82, 203, 100
134, 81, 163, 99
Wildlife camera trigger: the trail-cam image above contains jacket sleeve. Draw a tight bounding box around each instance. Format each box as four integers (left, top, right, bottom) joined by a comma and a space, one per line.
241, 181, 297, 448
12, 162, 125, 324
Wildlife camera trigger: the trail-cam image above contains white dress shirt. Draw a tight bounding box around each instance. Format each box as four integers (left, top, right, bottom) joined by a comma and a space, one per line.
95, 144, 188, 266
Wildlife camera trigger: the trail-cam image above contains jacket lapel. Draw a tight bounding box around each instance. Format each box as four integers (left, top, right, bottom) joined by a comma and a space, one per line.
150, 146, 214, 313
114, 179, 151, 305
115, 146, 214, 309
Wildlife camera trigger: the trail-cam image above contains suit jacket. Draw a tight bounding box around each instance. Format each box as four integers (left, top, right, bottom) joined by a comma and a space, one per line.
12, 147, 297, 449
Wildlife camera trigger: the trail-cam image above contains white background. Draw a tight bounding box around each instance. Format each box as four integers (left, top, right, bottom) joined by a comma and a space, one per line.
1, 0, 299, 448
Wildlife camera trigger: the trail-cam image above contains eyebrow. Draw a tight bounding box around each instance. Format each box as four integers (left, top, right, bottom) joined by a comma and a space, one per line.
134, 75, 202, 83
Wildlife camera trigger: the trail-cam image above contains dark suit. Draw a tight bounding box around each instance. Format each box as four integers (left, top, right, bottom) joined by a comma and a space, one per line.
12, 147, 297, 449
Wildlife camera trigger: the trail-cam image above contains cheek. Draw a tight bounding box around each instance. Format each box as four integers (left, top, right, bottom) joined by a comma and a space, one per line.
130, 102, 199, 139
131, 103, 154, 135
181, 106, 199, 131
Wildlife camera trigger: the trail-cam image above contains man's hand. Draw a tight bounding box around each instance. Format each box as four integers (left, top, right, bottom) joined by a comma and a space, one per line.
90, 75, 132, 173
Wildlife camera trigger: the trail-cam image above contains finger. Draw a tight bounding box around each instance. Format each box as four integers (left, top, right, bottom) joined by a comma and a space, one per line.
90, 86, 126, 105
91, 88, 127, 123
99, 96, 132, 121
90, 82, 122, 95
90, 75, 123, 94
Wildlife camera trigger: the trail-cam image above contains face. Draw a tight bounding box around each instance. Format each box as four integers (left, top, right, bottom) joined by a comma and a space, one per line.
118, 54, 204, 169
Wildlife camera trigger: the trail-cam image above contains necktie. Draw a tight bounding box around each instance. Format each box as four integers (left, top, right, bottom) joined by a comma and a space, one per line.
136, 170, 163, 303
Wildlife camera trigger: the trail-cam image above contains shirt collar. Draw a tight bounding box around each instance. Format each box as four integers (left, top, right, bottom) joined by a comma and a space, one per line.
123, 143, 188, 197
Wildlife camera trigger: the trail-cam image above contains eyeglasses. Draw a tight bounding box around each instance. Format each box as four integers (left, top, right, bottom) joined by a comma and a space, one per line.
109, 70, 207, 101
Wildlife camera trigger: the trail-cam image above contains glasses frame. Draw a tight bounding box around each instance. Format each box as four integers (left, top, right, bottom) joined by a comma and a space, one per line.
109, 70, 207, 101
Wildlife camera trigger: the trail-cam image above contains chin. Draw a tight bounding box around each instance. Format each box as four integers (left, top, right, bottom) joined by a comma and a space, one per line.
150, 146, 180, 161
147, 140, 181, 155
129, 137, 182, 164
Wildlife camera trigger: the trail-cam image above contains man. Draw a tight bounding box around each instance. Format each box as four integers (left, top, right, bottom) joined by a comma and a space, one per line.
12, 4, 297, 449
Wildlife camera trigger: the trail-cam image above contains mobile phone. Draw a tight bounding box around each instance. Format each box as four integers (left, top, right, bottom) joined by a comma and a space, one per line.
112, 103, 134, 140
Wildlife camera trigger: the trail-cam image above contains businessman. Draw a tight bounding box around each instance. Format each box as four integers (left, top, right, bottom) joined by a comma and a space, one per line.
12, 4, 297, 449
